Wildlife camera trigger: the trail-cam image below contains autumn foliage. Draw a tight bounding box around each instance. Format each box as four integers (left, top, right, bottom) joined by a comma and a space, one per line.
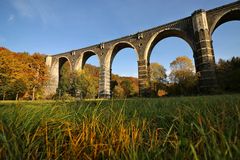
0, 48, 49, 100
57, 63, 139, 99
1, 46, 239, 100
149, 56, 199, 97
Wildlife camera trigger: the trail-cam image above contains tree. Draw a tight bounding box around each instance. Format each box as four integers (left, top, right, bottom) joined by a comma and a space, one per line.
30, 54, 49, 100
169, 56, 194, 83
150, 63, 167, 82
0, 49, 15, 100
149, 63, 167, 96
0, 48, 49, 100
169, 56, 199, 95
71, 70, 98, 99
17, 53, 49, 100
216, 57, 240, 92
0, 50, 29, 100
120, 80, 134, 97
113, 85, 125, 98
11, 79, 28, 100
56, 63, 99, 99
57, 62, 72, 96
84, 64, 99, 96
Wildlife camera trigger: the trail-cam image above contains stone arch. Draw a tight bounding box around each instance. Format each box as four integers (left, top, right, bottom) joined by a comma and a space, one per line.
58, 56, 72, 70
74, 50, 100, 71
105, 41, 139, 69
47, 56, 72, 94
57, 56, 72, 83
58, 56, 72, 71
144, 28, 195, 63
210, 9, 240, 35
51, 56, 72, 74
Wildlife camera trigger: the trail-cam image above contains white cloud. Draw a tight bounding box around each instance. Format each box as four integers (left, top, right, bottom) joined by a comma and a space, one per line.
35, 2, 56, 25
12, 0, 34, 17
10, 0, 57, 25
8, 14, 15, 22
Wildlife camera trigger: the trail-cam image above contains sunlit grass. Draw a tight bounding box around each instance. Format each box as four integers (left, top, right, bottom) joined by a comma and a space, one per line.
0, 95, 240, 159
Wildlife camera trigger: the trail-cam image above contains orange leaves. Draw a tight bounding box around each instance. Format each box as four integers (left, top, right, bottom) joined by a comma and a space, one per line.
169, 56, 195, 83
170, 56, 194, 72
0, 48, 49, 100
150, 62, 167, 82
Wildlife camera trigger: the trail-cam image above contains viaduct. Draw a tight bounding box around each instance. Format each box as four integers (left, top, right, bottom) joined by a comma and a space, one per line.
45, 1, 240, 98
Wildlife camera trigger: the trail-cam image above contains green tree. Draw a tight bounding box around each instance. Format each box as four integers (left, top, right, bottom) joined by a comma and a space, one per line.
120, 80, 134, 97
71, 71, 98, 99
149, 63, 167, 96
84, 64, 99, 96
56, 63, 99, 99
113, 85, 125, 98
216, 57, 240, 92
11, 79, 28, 100
57, 62, 72, 96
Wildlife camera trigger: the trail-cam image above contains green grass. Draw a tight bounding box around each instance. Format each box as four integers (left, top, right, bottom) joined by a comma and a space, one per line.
0, 95, 240, 159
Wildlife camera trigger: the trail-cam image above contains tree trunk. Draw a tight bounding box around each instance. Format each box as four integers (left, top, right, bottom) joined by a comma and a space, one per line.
3, 91, 6, 100
32, 87, 35, 101
16, 92, 19, 100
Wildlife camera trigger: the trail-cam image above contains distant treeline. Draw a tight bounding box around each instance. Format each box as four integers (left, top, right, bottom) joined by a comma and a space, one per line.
1, 47, 239, 100
216, 57, 240, 93
59, 55, 240, 99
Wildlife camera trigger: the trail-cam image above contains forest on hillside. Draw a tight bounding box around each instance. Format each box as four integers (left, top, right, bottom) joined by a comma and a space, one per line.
1, 47, 240, 100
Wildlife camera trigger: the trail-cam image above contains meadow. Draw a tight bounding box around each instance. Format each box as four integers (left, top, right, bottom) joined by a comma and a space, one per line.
0, 95, 240, 159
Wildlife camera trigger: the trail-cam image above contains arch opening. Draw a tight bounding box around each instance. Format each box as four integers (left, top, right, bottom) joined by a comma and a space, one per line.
72, 51, 100, 99
211, 9, 240, 35
107, 42, 139, 69
108, 43, 139, 98
212, 20, 240, 93
82, 51, 100, 70
57, 57, 72, 96
81, 52, 100, 99
149, 35, 197, 97
145, 29, 195, 63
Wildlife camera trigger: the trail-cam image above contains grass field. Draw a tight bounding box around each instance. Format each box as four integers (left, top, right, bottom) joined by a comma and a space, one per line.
0, 95, 240, 159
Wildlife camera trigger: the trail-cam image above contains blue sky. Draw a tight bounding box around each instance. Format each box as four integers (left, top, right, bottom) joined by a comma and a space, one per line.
0, 0, 239, 77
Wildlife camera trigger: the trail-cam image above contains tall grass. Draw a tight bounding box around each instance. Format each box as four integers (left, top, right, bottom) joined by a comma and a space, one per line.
0, 95, 240, 159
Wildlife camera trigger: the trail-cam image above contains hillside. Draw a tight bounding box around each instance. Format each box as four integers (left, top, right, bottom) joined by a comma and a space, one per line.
84, 64, 139, 97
